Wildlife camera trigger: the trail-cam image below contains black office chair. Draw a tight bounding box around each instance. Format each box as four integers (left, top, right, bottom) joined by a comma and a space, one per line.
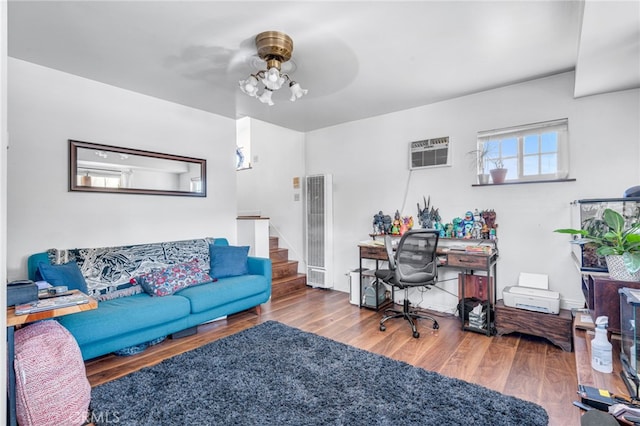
375, 229, 440, 338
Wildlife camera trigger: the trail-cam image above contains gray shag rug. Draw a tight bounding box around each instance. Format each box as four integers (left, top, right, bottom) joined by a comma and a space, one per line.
90, 321, 548, 425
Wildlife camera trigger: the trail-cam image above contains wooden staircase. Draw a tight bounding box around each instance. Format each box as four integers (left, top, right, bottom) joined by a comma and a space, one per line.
269, 236, 307, 299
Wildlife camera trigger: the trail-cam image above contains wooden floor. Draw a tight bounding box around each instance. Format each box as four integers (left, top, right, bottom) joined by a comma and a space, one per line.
86, 287, 580, 426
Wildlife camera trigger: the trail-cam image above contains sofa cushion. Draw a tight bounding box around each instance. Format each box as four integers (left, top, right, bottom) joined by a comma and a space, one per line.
209, 245, 249, 279
56, 293, 191, 346
177, 275, 269, 314
36, 261, 88, 293
138, 259, 213, 297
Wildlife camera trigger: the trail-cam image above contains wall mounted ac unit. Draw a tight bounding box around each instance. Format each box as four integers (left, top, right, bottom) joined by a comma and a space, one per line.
409, 136, 451, 170
305, 174, 333, 289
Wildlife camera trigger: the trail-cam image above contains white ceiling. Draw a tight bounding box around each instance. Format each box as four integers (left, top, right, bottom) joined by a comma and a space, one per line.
8, 1, 640, 132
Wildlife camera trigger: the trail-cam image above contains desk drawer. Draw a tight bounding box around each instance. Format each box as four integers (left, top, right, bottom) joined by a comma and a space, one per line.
359, 246, 388, 260
447, 253, 487, 269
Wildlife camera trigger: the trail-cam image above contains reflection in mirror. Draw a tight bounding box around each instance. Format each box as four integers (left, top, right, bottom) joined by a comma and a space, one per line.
69, 140, 206, 196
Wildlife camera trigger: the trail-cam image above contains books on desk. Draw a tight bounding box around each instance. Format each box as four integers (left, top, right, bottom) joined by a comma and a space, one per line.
465, 245, 492, 254
360, 239, 385, 247
15, 293, 91, 315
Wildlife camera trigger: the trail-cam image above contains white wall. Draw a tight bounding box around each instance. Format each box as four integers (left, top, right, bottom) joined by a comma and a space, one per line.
305, 72, 640, 312
1, 0, 8, 418
236, 118, 306, 271
7, 58, 238, 280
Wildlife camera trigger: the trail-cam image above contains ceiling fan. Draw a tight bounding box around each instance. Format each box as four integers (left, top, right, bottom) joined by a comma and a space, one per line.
238, 31, 308, 105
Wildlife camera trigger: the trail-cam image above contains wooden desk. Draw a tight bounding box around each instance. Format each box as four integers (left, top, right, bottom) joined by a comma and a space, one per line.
6, 291, 97, 426
358, 240, 498, 336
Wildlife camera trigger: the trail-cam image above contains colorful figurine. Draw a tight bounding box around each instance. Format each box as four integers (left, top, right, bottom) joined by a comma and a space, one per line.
481, 223, 490, 239
452, 217, 463, 238
402, 216, 414, 230
482, 210, 498, 239
391, 210, 402, 235
462, 211, 475, 239
444, 223, 453, 238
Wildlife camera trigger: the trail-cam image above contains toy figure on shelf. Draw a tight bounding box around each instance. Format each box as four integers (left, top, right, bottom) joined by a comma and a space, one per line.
382, 214, 392, 234
417, 196, 441, 229
402, 216, 414, 230
471, 220, 483, 239
391, 210, 402, 235
481, 223, 490, 239
417, 196, 432, 228
373, 211, 393, 235
471, 209, 484, 239
461, 211, 475, 239
452, 217, 463, 238
444, 223, 453, 238
399, 215, 413, 235
482, 210, 498, 239
373, 211, 385, 235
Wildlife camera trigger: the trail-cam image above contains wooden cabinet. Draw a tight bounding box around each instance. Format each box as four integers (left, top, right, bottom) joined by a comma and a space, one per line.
584, 275, 640, 334
458, 274, 492, 302
495, 300, 572, 351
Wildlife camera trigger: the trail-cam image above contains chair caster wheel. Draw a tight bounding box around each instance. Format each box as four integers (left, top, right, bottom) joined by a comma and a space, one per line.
380, 325, 386, 332
433, 323, 439, 330
413, 331, 420, 338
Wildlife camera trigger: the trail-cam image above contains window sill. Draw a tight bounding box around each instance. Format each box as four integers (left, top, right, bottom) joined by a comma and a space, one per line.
471, 178, 576, 187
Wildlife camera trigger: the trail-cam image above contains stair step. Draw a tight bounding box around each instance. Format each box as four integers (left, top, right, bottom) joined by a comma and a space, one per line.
269, 236, 279, 250
272, 260, 299, 280
269, 248, 289, 264
271, 274, 307, 299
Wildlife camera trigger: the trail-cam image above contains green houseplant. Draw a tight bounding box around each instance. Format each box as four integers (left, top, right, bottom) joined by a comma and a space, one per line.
554, 208, 640, 281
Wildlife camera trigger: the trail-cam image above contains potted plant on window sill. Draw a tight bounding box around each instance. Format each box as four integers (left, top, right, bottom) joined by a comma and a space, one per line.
554, 208, 640, 281
489, 160, 508, 184
467, 147, 490, 185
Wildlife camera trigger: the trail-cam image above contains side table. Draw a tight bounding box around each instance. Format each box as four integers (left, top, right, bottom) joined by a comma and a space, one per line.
6, 290, 97, 426
494, 299, 573, 351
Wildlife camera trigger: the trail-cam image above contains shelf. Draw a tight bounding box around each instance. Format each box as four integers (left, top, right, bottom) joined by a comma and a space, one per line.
471, 178, 576, 187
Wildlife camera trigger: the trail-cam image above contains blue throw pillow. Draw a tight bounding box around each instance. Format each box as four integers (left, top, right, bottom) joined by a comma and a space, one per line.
36, 261, 89, 294
209, 245, 250, 279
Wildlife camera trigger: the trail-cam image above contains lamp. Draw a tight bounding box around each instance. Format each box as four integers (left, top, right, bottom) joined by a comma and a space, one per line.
239, 31, 308, 105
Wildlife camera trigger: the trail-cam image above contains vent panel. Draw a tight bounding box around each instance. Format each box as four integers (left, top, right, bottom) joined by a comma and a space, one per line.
305, 174, 333, 288
409, 137, 451, 170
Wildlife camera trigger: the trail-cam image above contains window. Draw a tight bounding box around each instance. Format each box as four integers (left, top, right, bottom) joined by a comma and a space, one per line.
477, 118, 569, 182
77, 170, 122, 188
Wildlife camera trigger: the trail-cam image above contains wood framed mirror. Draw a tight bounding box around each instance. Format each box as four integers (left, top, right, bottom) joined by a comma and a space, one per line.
69, 140, 206, 197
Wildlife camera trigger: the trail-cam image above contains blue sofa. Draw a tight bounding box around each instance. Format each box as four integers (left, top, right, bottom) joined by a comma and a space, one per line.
27, 238, 271, 360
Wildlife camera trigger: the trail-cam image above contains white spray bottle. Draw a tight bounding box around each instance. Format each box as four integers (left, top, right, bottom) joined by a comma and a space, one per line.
591, 316, 613, 373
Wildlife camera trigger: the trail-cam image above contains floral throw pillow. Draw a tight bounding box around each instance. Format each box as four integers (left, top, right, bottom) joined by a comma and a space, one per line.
137, 259, 213, 297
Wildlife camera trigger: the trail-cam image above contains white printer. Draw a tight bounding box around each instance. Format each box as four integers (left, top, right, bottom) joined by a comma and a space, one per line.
503, 272, 560, 315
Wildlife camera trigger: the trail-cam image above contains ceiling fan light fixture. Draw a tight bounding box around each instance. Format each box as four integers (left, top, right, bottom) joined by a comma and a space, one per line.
238, 31, 307, 105
289, 81, 308, 102
239, 75, 259, 97
258, 89, 274, 106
